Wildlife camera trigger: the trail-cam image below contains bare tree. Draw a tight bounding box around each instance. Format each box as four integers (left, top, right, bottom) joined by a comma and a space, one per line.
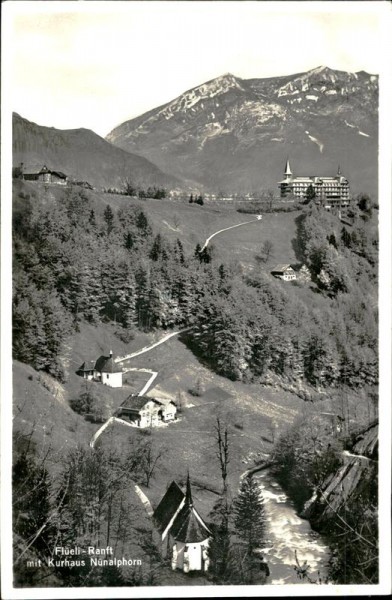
266, 189, 275, 211
259, 240, 274, 263
214, 417, 230, 492
140, 440, 164, 487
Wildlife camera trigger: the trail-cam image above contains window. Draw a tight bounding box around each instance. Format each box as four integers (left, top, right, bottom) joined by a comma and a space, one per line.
106, 374, 109, 379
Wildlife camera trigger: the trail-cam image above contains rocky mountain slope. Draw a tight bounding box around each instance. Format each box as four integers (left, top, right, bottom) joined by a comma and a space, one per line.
12, 113, 182, 190
106, 67, 378, 195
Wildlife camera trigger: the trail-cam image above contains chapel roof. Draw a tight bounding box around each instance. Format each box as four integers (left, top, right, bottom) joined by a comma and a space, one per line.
153, 476, 210, 543
153, 481, 185, 533
170, 504, 210, 543
94, 354, 123, 373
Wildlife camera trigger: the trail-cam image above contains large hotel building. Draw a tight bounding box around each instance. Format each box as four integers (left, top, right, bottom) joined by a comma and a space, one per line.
278, 160, 350, 204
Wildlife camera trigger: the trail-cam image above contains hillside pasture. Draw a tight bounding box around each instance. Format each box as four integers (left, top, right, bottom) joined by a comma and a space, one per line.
100, 192, 300, 272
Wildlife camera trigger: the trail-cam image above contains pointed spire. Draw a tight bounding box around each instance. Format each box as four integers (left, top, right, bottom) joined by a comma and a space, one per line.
284, 158, 292, 177
185, 472, 193, 506
337, 164, 342, 176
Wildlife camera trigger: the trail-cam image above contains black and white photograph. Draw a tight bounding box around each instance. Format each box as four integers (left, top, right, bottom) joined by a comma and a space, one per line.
1, 1, 391, 597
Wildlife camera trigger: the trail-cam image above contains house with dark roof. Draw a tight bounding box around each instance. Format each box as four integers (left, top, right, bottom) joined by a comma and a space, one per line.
76, 360, 95, 381
117, 395, 177, 427
22, 164, 68, 185
153, 475, 211, 573
76, 350, 123, 388
271, 264, 296, 281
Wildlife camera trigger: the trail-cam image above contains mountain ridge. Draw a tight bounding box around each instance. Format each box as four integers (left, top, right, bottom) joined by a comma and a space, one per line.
106, 66, 378, 195
12, 112, 184, 191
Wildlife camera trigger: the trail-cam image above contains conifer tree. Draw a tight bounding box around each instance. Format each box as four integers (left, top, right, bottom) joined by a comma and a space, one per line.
104, 204, 114, 235
233, 476, 265, 553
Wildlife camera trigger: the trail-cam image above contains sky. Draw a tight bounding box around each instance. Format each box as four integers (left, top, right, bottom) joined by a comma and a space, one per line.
4, 1, 390, 137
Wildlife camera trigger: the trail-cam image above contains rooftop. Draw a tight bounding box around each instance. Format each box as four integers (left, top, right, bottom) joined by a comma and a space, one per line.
95, 354, 123, 373
153, 481, 185, 533
271, 264, 293, 272
120, 395, 157, 411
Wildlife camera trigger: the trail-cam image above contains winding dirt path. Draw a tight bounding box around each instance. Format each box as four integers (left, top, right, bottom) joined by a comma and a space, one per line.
200, 217, 262, 251
115, 330, 187, 363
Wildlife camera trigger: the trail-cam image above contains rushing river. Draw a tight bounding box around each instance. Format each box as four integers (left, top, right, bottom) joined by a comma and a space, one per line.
255, 470, 330, 585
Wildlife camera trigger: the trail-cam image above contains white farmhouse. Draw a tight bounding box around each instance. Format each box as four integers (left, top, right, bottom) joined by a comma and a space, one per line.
271, 264, 297, 281
117, 395, 177, 427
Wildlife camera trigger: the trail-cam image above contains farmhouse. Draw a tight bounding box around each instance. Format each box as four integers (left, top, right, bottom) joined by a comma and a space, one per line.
117, 395, 177, 427
76, 350, 123, 388
22, 164, 68, 185
271, 264, 297, 281
279, 159, 350, 203
153, 475, 211, 573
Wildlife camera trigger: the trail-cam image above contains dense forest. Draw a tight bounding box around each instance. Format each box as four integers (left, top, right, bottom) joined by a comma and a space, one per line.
13, 184, 378, 392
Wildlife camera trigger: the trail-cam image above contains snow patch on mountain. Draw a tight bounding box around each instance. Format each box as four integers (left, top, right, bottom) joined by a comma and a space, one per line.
198, 122, 227, 148
236, 101, 286, 124
131, 74, 244, 130
305, 131, 324, 152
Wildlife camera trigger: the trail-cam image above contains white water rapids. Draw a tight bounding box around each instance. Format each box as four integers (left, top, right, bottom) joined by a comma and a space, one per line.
255, 470, 330, 585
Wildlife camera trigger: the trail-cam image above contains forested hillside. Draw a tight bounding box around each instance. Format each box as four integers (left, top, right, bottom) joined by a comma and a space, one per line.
12, 180, 378, 586
13, 183, 378, 391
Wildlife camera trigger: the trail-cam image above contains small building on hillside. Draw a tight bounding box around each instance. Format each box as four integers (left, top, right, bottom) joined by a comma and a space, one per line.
76, 350, 123, 388
117, 395, 177, 427
153, 475, 211, 573
22, 164, 68, 185
271, 264, 297, 281
76, 360, 95, 381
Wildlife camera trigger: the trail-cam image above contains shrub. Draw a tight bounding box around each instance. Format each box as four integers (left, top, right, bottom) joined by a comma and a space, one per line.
70, 390, 97, 416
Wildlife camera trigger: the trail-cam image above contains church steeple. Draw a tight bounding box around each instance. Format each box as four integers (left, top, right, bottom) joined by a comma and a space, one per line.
185, 472, 193, 507
284, 158, 292, 177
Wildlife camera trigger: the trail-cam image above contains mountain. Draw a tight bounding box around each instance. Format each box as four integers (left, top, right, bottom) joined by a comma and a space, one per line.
106, 67, 378, 196
12, 113, 183, 190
